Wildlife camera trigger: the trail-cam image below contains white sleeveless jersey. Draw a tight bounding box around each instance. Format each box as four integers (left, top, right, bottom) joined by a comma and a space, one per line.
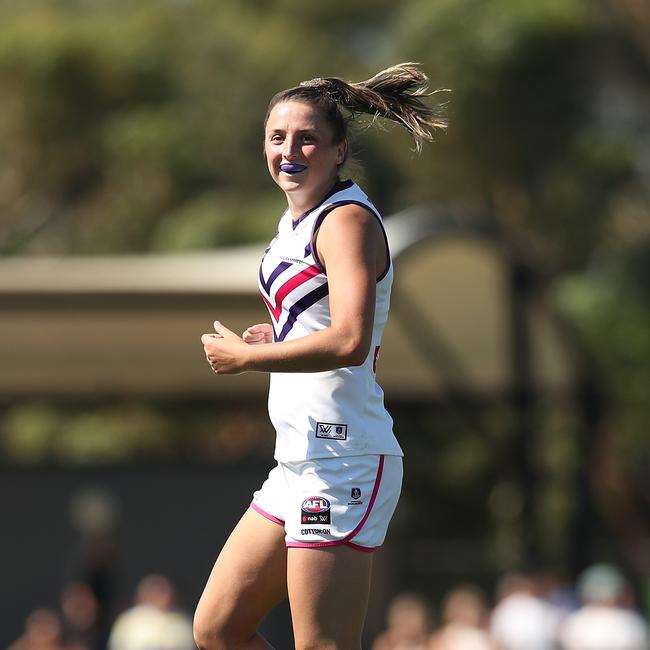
258, 180, 403, 462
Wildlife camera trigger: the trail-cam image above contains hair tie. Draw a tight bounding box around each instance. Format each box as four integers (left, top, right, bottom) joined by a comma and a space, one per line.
299, 77, 329, 89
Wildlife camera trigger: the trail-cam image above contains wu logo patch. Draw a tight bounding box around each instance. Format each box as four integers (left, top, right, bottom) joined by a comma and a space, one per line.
351, 487, 361, 500
315, 422, 348, 440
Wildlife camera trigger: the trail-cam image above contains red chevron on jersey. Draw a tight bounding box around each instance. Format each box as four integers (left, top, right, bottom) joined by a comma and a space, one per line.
260, 263, 322, 322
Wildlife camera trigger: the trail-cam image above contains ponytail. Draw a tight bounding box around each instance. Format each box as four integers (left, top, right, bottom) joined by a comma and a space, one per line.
266, 63, 448, 153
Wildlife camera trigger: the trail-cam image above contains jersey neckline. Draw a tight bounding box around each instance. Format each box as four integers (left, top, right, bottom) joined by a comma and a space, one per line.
291, 179, 354, 230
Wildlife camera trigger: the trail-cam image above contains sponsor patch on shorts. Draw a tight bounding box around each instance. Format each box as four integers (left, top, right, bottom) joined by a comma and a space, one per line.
301, 528, 331, 535
315, 422, 348, 440
301, 496, 331, 525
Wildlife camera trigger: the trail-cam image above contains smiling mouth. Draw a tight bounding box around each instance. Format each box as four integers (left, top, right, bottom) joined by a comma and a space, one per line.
280, 163, 307, 174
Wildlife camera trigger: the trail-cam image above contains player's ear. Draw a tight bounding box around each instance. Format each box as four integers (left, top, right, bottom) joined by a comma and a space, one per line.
335, 140, 347, 166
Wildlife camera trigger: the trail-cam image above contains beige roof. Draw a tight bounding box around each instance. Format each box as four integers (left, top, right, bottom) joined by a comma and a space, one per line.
0, 209, 575, 399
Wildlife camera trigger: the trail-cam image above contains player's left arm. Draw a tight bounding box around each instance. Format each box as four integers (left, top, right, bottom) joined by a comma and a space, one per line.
201, 203, 381, 374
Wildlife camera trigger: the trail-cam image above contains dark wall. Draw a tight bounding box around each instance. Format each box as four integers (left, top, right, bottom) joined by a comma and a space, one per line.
0, 463, 398, 648
0, 462, 281, 647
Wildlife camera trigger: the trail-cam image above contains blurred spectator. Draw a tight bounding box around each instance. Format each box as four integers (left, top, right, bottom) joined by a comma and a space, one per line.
60, 582, 100, 650
489, 572, 560, 650
429, 584, 496, 650
559, 563, 648, 650
65, 487, 119, 648
8, 608, 64, 650
372, 592, 433, 650
108, 574, 194, 650
535, 569, 579, 621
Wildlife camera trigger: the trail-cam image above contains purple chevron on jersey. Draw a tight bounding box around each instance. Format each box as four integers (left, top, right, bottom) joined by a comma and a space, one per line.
259, 261, 291, 295
261, 264, 321, 322
276, 283, 329, 342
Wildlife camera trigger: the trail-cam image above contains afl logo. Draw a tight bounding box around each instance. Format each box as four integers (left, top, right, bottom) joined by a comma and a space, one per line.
301, 496, 331, 513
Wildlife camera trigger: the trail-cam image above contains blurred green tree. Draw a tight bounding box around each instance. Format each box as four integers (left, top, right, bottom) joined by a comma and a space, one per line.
1, 0, 649, 594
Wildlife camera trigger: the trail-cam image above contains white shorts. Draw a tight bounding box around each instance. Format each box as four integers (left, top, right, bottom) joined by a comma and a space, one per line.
251, 454, 402, 552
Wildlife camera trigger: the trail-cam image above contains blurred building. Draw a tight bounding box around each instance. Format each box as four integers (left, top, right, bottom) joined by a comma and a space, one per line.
0, 208, 577, 647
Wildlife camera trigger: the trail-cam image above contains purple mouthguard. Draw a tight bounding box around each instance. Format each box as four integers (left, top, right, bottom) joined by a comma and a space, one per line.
280, 163, 307, 174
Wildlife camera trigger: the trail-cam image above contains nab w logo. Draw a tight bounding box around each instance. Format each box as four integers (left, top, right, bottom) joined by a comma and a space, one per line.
315, 421, 348, 440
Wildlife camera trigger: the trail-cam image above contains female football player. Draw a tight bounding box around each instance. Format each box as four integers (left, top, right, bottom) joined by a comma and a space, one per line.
196, 63, 446, 650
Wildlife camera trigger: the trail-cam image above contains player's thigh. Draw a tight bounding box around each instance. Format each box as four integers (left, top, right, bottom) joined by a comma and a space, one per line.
194, 507, 288, 641
287, 545, 373, 650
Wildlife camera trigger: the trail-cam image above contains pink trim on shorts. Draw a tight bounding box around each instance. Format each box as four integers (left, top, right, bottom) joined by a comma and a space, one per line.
286, 540, 380, 552
286, 455, 386, 552
345, 541, 380, 552
250, 502, 284, 526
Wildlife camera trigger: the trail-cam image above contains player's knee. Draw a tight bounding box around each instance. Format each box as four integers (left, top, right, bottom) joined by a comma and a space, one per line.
193, 607, 230, 650
194, 604, 260, 650
193, 617, 215, 650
